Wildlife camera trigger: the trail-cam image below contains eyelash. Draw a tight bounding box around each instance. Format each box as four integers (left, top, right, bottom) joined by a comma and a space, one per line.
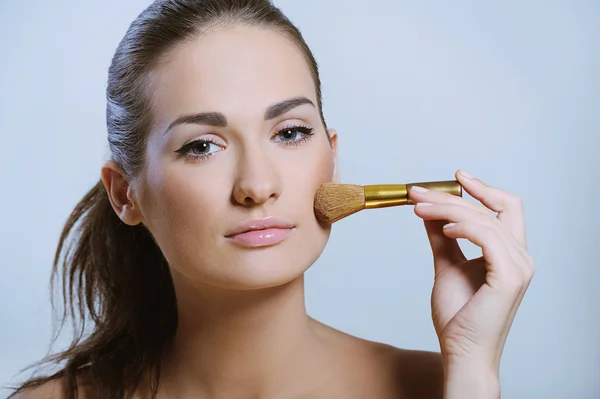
175, 138, 221, 162
272, 124, 315, 146
175, 124, 315, 162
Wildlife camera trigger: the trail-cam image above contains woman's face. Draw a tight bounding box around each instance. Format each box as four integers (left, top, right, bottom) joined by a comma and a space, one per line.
134, 24, 338, 290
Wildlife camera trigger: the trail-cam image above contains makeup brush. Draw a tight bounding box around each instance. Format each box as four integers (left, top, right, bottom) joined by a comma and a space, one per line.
314, 180, 463, 224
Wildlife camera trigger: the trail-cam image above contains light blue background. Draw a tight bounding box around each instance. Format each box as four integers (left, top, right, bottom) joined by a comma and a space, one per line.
1, 1, 598, 398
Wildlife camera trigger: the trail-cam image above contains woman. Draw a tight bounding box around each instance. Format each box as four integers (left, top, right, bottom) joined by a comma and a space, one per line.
12, 0, 535, 398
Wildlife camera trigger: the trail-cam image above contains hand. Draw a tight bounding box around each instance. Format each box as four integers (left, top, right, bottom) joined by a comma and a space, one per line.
409, 170, 535, 372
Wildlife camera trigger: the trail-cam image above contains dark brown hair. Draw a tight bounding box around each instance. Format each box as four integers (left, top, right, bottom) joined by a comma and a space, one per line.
9, 1, 326, 398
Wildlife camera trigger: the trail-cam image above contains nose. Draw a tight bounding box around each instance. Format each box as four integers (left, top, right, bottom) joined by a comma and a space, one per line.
232, 144, 282, 206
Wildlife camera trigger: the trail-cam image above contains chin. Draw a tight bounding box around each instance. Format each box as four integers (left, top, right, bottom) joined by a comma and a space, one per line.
213, 251, 313, 291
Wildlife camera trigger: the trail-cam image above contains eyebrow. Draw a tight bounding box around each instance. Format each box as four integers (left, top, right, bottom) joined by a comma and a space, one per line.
164, 96, 315, 135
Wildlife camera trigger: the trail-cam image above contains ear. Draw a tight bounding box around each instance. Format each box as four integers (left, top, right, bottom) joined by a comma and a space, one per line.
100, 160, 144, 226
327, 128, 340, 184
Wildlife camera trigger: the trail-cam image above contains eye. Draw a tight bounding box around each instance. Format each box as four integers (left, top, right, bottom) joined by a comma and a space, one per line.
175, 139, 223, 161
272, 124, 315, 145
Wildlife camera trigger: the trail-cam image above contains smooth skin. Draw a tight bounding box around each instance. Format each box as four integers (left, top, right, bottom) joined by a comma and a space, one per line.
17, 24, 534, 399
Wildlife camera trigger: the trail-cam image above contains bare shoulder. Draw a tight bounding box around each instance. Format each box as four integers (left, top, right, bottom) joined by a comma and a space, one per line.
343, 337, 444, 399
10, 377, 89, 399
10, 379, 66, 399
311, 320, 444, 398
371, 342, 444, 399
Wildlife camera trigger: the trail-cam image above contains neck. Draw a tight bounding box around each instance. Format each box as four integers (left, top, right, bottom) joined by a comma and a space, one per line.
160, 272, 327, 398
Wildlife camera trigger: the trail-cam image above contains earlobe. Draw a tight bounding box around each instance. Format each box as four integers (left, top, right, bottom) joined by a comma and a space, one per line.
100, 161, 144, 226
327, 128, 340, 184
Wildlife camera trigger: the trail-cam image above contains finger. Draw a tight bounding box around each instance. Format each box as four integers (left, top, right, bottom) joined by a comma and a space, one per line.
442, 220, 528, 290
455, 170, 527, 247
409, 185, 492, 217
414, 190, 533, 276
422, 219, 467, 275
414, 201, 534, 293
414, 202, 488, 225
444, 217, 535, 300
414, 202, 472, 273
415, 202, 514, 275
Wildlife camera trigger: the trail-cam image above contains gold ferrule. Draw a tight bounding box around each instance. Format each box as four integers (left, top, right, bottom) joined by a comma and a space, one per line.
363, 180, 462, 209
363, 184, 409, 209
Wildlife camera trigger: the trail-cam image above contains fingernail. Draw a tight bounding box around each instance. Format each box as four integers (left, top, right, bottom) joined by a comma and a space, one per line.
411, 186, 429, 193
459, 170, 474, 179
416, 202, 434, 208
443, 223, 456, 229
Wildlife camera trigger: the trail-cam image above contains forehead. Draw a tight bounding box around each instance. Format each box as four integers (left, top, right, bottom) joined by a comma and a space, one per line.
146, 24, 316, 124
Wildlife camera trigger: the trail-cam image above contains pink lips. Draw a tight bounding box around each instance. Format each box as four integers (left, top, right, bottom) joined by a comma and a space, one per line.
225, 217, 295, 248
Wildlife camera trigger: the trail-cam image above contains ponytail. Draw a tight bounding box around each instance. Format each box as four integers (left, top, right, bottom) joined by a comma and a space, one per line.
10, 180, 177, 398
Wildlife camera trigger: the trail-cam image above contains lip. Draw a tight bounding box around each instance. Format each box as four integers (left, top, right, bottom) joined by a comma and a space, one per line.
225, 217, 295, 248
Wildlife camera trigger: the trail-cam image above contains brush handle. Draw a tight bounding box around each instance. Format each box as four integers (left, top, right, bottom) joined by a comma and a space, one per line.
363, 180, 462, 209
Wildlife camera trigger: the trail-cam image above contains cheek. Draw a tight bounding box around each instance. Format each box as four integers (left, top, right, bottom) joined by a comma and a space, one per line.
141, 164, 225, 253
285, 144, 335, 216
307, 144, 335, 190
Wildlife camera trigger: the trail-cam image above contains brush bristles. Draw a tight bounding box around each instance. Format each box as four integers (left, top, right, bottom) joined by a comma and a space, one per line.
314, 183, 366, 224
